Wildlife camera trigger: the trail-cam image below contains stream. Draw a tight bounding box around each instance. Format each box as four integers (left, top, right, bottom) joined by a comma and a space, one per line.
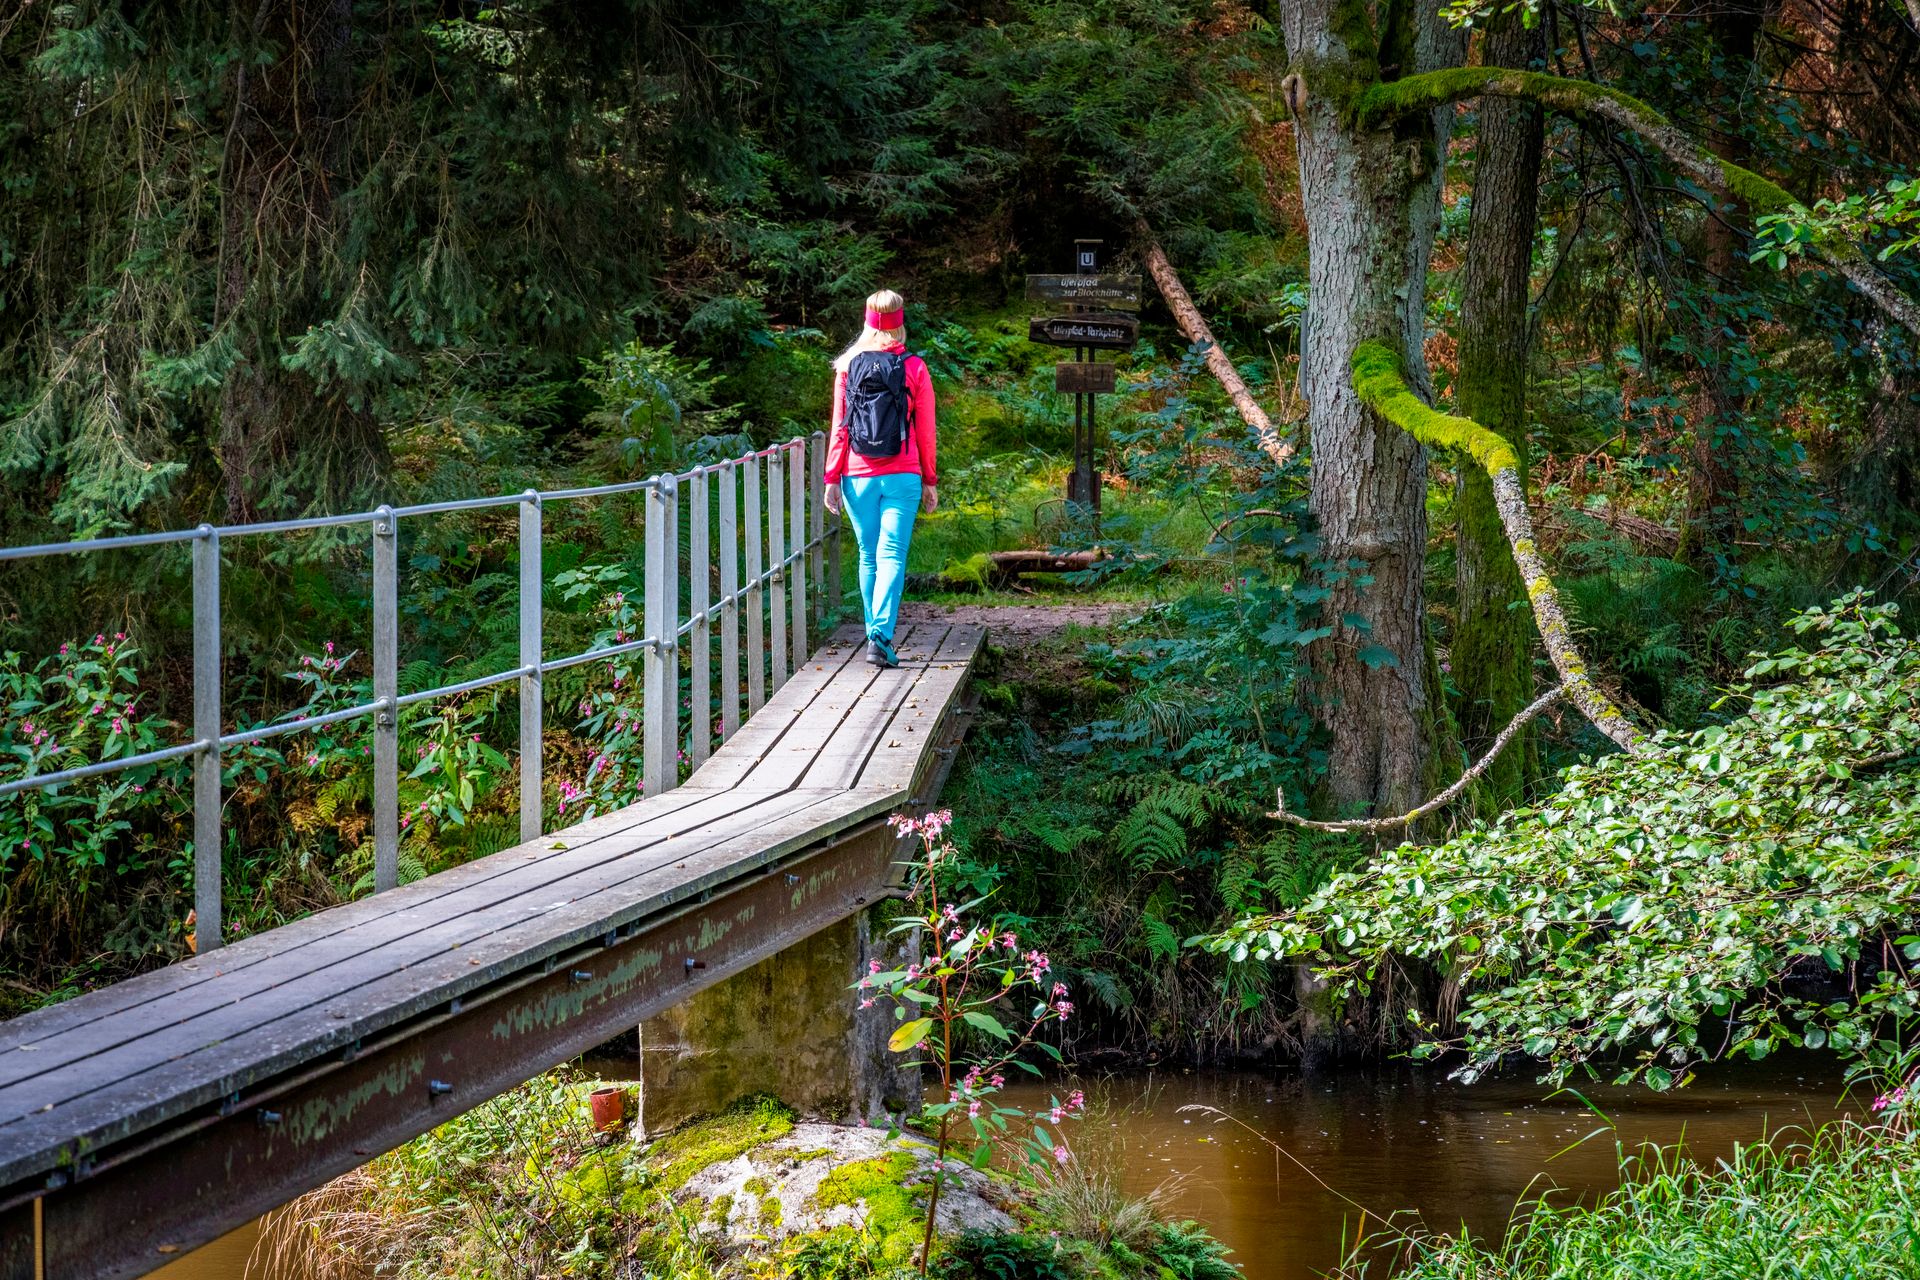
157, 1056, 1848, 1279
1002, 1056, 1849, 1280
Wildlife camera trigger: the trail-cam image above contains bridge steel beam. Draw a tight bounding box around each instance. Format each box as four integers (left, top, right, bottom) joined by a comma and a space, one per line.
1, 819, 899, 1280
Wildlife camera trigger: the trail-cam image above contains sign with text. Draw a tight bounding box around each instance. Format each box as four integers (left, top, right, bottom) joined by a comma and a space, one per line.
1024, 274, 1142, 310
1028, 314, 1139, 350
1055, 361, 1117, 394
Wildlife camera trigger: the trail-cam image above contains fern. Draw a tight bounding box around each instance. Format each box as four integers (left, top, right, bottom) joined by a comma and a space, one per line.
1114, 806, 1186, 873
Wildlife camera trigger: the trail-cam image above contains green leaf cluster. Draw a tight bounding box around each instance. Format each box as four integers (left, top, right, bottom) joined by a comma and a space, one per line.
1207, 591, 1920, 1086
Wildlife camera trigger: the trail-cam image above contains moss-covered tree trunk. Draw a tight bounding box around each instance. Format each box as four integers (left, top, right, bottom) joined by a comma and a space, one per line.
1281, 0, 1463, 816
1451, 16, 1544, 809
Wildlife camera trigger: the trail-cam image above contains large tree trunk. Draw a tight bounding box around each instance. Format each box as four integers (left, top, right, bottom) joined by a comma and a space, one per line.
217, 0, 385, 522
1451, 15, 1545, 809
1283, 1, 1464, 816
1687, 0, 1767, 549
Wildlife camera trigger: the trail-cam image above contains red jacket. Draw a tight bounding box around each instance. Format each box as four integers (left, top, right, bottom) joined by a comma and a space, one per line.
824, 343, 937, 486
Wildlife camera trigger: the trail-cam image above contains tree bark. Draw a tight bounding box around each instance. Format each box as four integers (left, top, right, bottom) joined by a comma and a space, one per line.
1689, 0, 1766, 549
1451, 15, 1545, 808
1281, 0, 1465, 816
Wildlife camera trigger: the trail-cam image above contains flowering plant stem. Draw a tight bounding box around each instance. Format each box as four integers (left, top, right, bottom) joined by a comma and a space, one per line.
861, 810, 1085, 1275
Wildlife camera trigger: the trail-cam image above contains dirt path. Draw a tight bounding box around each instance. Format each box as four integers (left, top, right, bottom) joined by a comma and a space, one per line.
897, 601, 1136, 650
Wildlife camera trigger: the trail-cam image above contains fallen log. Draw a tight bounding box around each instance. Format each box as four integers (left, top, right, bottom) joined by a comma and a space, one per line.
1136, 222, 1297, 468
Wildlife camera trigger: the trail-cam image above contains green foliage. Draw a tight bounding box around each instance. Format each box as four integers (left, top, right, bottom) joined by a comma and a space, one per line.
1385, 1121, 1920, 1280
1207, 593, 1920, 1087
932, 1230, 1076, 1280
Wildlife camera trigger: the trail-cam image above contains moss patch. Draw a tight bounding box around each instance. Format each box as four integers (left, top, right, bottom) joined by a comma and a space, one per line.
812, 1152, 927, 1266
1350, 341, 1519, 476
644, 1095, 796, 1194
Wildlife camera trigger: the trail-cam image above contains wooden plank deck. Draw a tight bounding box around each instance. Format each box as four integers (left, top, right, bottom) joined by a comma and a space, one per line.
0, 622, 984, 1199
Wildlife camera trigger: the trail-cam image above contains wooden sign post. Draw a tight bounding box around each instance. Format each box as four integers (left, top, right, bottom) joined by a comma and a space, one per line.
1024, 238, 1139, 523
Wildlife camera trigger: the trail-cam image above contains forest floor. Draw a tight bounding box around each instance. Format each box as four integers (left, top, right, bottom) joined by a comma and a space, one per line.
897, 599, 1136, 651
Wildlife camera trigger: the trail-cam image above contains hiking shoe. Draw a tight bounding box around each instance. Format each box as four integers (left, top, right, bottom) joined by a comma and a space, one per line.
866, 636, 899, 668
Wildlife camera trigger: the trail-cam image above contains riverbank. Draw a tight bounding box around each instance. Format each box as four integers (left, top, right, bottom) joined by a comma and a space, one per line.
254, 1080, 1237, 1280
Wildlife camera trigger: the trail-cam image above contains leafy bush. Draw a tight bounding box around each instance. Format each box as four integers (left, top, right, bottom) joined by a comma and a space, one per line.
1207, 591, 1920, 1087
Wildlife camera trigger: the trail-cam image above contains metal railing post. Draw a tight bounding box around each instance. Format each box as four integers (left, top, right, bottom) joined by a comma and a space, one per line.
663, 475, 680, 790
191, 527, 222, 951
789, 439, 807, 670
518, 492, 543, 841
744, 456, 766, 717
372, 507, 400, 893
718, 461, 741, 740
688, 467, 711, 769
768, 449, 788, 692
643, 476, 680, 796
808, 432, 825, 633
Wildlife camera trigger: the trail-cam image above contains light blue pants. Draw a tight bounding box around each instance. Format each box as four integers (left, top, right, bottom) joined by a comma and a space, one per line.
840, 473, 922, 644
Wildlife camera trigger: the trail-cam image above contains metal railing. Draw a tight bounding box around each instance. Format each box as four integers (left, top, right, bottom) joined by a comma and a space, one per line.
0, 435, 840, 951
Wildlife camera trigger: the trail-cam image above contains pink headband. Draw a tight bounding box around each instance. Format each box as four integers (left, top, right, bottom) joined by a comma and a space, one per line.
865, 306, 904, 330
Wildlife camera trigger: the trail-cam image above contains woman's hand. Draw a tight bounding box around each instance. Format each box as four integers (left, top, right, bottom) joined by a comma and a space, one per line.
922, 485, 938, 513
824, 484, 842, 516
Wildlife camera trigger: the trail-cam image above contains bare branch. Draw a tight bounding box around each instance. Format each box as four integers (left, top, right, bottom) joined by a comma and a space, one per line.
1272, 684, 1569, 832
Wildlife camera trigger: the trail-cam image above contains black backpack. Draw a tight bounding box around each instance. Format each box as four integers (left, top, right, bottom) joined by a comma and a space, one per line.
846, 351, 912, 459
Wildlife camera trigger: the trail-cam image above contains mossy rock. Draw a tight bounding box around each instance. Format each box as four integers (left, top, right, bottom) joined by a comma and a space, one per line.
643, 1094, 796, 1194
811, 1151, 927, 1267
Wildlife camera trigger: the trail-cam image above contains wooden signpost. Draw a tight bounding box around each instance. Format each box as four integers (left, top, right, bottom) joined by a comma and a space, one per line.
1024, 239, 1138, 522
1027, 314, 1139, 349
1024, 275, 1144, 309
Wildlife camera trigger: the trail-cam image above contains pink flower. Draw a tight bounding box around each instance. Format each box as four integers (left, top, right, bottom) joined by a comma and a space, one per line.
869, 959, 882, 974
1052, 1146, 1070, 1164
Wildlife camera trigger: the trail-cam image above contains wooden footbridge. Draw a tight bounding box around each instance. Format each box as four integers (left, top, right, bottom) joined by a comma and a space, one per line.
0, 438, 984, 1280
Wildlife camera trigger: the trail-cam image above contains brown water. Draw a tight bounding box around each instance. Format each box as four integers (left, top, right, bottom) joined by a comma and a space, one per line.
157, 1056, 1848, 1280
1003, 1058, 1850, 1280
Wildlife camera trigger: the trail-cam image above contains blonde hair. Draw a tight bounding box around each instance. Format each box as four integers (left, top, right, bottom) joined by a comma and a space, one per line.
833, 288, 907, 372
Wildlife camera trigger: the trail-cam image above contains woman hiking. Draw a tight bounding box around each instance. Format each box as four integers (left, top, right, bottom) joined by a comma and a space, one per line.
823, 289, 938, 668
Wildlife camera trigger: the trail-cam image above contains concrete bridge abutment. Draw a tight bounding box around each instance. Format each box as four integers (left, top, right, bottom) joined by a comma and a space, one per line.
634, 906, 922, 1137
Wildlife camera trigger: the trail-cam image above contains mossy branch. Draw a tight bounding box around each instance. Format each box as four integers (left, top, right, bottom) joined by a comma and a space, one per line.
1351, 341, 1645, 754
1353, 69, 1920, 339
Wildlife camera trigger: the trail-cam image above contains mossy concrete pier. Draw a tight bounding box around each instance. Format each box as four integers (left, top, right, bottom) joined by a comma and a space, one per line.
636, 908, 922, 1136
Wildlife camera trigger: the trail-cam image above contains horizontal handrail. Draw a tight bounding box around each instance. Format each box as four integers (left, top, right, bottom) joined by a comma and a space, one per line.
0, 435, 844, 952
0, 455, 798, 565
